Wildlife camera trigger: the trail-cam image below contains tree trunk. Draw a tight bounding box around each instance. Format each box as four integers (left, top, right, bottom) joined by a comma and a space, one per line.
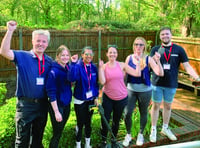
181, 16, 193, 37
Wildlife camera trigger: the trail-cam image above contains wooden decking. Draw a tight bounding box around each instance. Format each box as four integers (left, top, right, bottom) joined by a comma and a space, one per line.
127, 87, 200, 148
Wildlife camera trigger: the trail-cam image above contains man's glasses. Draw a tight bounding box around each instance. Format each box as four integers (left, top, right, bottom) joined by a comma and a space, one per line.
134, 43, 144, 47
84, 53, 94, 56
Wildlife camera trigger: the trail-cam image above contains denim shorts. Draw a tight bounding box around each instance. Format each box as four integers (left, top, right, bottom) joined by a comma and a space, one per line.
152, 85, 177, 103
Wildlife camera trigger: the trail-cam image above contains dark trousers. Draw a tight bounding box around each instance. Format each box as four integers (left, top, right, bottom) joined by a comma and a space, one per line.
15, 99, 48, 148
124, 89, 152, 134
101, 93, 128, 141
74, 100, 94, 142
49, 103, 70, 148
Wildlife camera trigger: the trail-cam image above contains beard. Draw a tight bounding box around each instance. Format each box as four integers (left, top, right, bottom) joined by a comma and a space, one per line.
162, 38, 171, 46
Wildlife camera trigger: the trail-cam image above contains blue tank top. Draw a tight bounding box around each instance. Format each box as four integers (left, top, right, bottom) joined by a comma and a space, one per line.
127, 55, 151, 86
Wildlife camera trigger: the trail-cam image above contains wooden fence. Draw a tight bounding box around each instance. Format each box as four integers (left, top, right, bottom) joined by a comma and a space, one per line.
172, 36, 200, 74
1, 29, 199, 80
0, 29, 157, 78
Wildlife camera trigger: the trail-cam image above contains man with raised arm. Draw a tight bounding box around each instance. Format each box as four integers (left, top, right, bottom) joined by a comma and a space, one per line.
0, 20, 52, 148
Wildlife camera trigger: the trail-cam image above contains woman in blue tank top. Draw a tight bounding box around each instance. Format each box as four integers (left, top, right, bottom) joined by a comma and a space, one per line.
122, 37, 164, 147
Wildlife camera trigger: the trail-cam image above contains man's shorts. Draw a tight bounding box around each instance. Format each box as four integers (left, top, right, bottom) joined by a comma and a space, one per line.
152, 85, 177, 103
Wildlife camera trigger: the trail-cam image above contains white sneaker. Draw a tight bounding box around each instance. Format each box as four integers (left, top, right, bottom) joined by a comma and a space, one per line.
149, 129, 157, 143
84, 144, 92, 148
122, 134, 132, 147
76, 142, 81, 148
136, 133, 144, 146
161, 128, 177, 141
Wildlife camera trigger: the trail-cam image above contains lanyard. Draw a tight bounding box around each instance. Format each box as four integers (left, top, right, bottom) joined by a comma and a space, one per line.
84, 63, 91, 90
35, 54, 45, 76
163, 42, 173, 63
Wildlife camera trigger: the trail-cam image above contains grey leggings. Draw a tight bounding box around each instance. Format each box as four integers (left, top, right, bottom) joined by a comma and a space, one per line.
124, 89, 152, 134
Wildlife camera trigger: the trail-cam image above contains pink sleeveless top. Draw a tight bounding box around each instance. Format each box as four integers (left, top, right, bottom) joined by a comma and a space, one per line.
103, 62, 128, 100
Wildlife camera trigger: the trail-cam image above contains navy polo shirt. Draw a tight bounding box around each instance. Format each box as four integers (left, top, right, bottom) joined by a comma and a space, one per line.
13, 50, 52, 99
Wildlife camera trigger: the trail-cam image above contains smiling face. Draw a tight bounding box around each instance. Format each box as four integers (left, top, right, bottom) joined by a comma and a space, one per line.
107, 47, 118, 62
133, 39, 145, 55
82, 49, 94, 64
57, 49, 70, 66
160, 29, 172, 45
32, 34, 48, 55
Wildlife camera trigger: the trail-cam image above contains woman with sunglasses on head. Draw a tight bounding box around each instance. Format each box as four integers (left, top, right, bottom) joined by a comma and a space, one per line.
46, 45, 78, 148
122, 37, 164, 147
73, 46, 99, 148
98, 45, 141, 147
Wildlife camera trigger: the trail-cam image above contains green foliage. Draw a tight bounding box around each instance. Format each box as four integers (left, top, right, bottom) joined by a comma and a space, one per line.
0, 98, 16, 148
0, 98, 178, 147
1, 0, 200, 36
54, 20, 133, 31
0, 83, 7, 105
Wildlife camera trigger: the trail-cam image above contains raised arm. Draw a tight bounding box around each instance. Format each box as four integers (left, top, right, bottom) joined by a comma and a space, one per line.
149, 52, 164, 76
0, 21, 17, 60
68, 54, 79, 82
98, 59, 106, 85
124, 55, 141, 77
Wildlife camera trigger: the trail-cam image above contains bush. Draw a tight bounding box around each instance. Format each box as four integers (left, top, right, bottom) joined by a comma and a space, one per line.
0, 83, 7, 105
0, 98, 16, 148
0, 98, 177, 147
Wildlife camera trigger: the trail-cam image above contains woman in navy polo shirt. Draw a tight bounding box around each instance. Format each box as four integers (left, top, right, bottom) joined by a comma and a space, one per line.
73, 46, 99, 148
46, 45, 78, 148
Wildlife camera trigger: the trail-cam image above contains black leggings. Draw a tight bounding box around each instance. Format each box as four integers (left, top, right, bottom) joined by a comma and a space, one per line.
101, 93, 128, 141
74, 100, 94, 142
49, 104, 70, 148
124, 89, 151, 134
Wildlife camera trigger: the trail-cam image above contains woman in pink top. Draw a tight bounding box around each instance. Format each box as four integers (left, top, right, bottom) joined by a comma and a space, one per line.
98, 45, 141, 147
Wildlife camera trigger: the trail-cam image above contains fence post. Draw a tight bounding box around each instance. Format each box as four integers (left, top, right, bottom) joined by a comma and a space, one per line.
19, 28, 23, 50
98, 30, 101, 63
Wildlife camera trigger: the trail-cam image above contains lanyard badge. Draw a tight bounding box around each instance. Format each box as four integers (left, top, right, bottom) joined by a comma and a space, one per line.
163, 43, 173, 70
84, 63, 93, 99
35, 54, 45, 85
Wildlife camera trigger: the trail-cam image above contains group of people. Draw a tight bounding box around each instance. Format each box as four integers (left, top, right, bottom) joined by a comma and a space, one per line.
0, 20, 199, 148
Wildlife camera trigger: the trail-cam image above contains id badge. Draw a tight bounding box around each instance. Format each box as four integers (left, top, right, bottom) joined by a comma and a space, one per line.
86, 90, 93, 99
36, 77, 44, 85
163, 64, 170, 70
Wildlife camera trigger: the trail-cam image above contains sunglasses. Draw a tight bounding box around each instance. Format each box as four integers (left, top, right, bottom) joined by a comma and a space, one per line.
107, 44, 118, 49
134, 43, 144, 47
84, 53, 94, 56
